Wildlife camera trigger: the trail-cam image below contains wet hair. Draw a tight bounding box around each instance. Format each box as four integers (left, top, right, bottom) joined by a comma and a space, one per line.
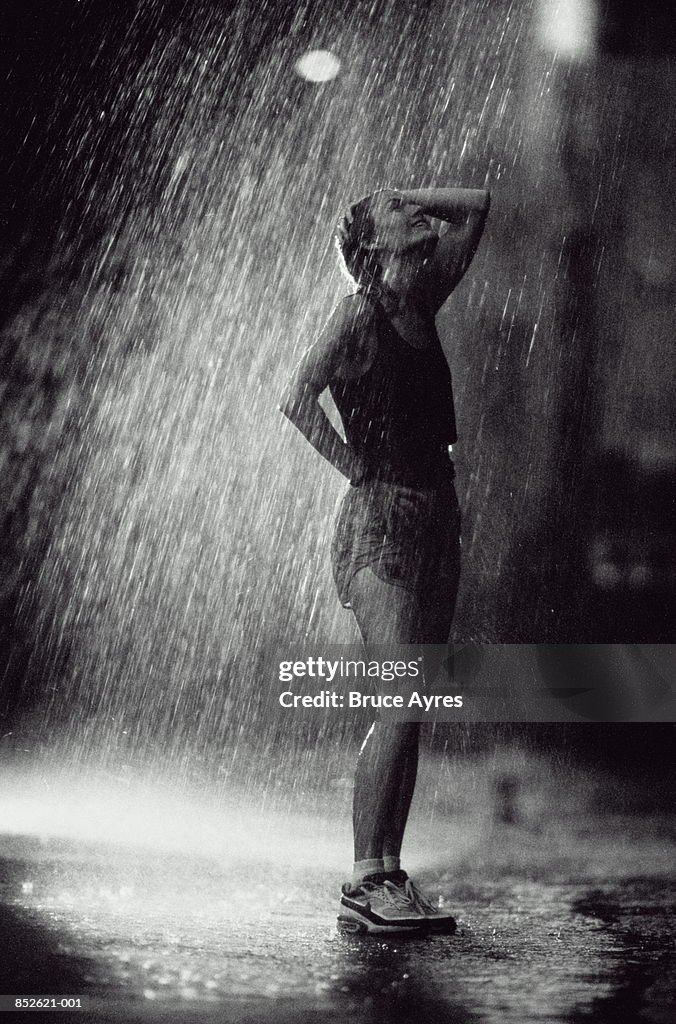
334, 192, 385, 292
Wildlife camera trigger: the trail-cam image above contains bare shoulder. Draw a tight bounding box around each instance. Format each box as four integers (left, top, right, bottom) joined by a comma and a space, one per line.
287, 293, 378, 394
330, 291, 378, 333
326, 293, 378, 379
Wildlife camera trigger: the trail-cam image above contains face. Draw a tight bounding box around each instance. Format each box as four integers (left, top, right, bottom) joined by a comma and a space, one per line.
367, 190, 438, 257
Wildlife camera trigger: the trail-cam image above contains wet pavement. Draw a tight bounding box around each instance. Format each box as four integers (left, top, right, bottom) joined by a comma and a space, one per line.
1, 789, 674, 1024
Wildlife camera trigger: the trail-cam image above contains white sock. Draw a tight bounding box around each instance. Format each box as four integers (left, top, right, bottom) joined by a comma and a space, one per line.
351, 858, 384, 886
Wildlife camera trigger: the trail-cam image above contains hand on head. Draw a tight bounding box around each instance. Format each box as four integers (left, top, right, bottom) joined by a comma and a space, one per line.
336, 205, 355, 248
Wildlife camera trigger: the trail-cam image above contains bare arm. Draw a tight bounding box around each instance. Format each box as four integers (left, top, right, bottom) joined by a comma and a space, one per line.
279, 295, 377, 481
403, 187, 490, 312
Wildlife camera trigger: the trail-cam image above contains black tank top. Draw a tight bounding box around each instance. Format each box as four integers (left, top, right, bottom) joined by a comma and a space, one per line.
329, 298, 457, 486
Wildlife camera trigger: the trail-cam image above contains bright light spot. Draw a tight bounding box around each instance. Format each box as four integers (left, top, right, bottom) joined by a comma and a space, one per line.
294, 49, 341, 83
537, 0, 598, 59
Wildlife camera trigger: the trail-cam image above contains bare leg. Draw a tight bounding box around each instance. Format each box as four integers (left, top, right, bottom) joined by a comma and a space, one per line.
348, 561, 461, 865
379, 576, 458, 859
352, 718, 420, 861
347, 568, 422, 864
381, 735, 418, 859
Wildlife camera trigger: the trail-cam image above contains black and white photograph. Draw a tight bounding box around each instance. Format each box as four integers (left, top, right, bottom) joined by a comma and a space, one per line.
0, 1, 674, 1021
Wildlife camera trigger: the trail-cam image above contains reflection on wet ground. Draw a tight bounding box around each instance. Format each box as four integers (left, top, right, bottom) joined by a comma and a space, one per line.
1, 813, 674, 1024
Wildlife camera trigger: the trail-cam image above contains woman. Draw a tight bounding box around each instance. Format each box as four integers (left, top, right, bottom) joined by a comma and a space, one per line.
281, 185, 490, 933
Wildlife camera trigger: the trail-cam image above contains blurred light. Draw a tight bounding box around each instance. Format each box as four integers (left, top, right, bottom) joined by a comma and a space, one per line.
294, 49, 341, 83
0, 768, 347, 869
592, 561, 622, 589
590, 534, 674, 591
628, 564, 651, 588
537, 0, 599, 58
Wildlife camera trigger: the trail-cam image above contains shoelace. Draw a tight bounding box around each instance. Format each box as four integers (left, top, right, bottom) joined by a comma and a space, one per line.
359, 879, 417, 911
401, 878, 439, 915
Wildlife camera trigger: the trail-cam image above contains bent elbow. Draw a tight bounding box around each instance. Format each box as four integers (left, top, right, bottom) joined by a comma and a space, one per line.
279, 397, 294, 420
278, 381, 295, 416
279, 388, 305, 423
279, 380, 322, 422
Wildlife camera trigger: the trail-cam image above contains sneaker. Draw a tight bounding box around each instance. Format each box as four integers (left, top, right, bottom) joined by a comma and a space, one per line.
337, 875, 428, 935
386, 870, 457, 934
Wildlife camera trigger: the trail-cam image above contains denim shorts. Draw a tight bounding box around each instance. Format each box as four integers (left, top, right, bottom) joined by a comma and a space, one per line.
331, 475, 461, 609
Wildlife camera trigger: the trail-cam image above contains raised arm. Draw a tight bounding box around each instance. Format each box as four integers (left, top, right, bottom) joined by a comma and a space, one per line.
404, 187, 490, 313
279, 294, 377, 481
